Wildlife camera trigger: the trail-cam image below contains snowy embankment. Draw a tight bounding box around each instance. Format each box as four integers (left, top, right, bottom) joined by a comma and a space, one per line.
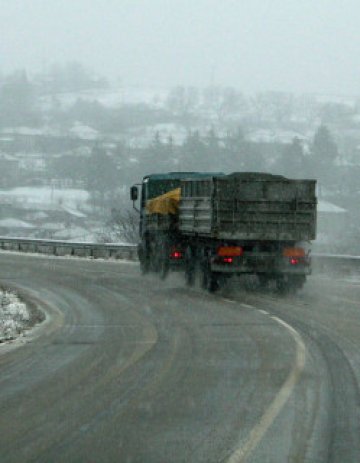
0, 289, 40, 342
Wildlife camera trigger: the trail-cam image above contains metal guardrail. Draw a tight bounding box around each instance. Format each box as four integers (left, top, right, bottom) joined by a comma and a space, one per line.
0, 237, 137, 260
313, 253, 360, 260
0, 238, 359, 275
312, 253, 360, 275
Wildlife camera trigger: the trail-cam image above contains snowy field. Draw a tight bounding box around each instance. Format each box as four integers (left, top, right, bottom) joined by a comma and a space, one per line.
0, 290, 31, 342
0, 187, 89, 209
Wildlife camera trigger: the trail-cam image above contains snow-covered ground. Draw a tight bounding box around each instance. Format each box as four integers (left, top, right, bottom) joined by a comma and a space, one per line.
0, 187, 89, 209
0, 290, 30, 342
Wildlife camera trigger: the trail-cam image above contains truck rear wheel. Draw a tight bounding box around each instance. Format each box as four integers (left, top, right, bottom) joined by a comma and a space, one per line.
289, 275, 306, 290
158, 244, 170, 280
185, 269, 195, 287
184, 246, 195, 287
258, 274, 270, 289
138, 245, 150, 275
201, 266, 220, 293
159, 257, 170, 280
208, 274, 220, 293
276, 275, 306, 294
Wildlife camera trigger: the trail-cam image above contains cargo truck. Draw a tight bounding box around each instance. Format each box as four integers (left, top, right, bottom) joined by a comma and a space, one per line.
130, 172, 317, 292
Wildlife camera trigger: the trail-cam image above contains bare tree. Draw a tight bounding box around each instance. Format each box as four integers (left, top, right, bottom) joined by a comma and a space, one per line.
104, 208, 139, 243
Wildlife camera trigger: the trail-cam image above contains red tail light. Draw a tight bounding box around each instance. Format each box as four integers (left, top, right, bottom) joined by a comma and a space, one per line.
170, 249, 183, 259
222, 257, 233, 264
283, 247, 306, 266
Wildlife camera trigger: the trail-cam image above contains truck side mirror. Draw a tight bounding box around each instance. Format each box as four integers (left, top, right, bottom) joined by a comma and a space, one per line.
130, 185, 138, 201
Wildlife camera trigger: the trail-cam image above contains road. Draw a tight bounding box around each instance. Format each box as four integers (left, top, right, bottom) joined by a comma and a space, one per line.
0, 253, 360, 462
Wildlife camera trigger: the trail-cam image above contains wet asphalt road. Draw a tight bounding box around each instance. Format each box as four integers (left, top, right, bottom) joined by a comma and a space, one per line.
0, 253, 360, 462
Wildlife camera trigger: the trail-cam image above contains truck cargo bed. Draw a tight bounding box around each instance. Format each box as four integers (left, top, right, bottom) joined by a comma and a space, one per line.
179, 172, 316, 241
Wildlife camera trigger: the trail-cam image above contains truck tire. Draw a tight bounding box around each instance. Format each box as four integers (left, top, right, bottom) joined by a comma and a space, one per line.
201, 265, 220, 293
138, 245, 150, 275
258, 274, 270, 289
289, 275, 306, 291
184, 246, 195, 287
276, 275, 305, 294
159, 257, 170, 280
185, 268, 195, 287
208, 274, 220, 293
200, 261, 209, 290
158, 244, 170, 280
200, 251, 220, 293
276, 277, 289, 294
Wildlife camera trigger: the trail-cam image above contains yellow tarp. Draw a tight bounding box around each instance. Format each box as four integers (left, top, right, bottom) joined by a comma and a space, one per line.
146, 188, 181, 215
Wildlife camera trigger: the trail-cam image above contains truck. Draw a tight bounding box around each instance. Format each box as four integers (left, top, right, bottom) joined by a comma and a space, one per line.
130, 171, 317, 293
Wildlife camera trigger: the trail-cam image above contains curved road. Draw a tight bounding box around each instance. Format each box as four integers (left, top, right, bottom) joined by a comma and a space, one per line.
0, 253, 360, 462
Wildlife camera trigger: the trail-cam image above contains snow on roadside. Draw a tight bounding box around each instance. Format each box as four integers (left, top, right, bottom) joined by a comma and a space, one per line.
0, 290, 30, 342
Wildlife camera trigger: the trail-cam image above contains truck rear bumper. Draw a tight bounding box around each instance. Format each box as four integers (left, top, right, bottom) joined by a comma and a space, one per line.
210, 255, 311, 275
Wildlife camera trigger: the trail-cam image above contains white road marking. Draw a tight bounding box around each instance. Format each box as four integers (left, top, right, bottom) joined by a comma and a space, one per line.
258, 309, 269, 316
222, 298, 236, 304
226, 314, 306, 463
240, 303, 255, 309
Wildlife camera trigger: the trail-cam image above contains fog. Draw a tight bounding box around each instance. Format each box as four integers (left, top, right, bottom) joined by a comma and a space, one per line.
2, 0, 360, 93
1, 0, 360, 252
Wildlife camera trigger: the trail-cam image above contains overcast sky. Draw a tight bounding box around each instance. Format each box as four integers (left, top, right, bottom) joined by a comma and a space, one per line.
1, 0, 359, 94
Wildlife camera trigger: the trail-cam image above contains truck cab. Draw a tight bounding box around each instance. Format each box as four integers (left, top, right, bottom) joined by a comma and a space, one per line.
131, 172, 222, 277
